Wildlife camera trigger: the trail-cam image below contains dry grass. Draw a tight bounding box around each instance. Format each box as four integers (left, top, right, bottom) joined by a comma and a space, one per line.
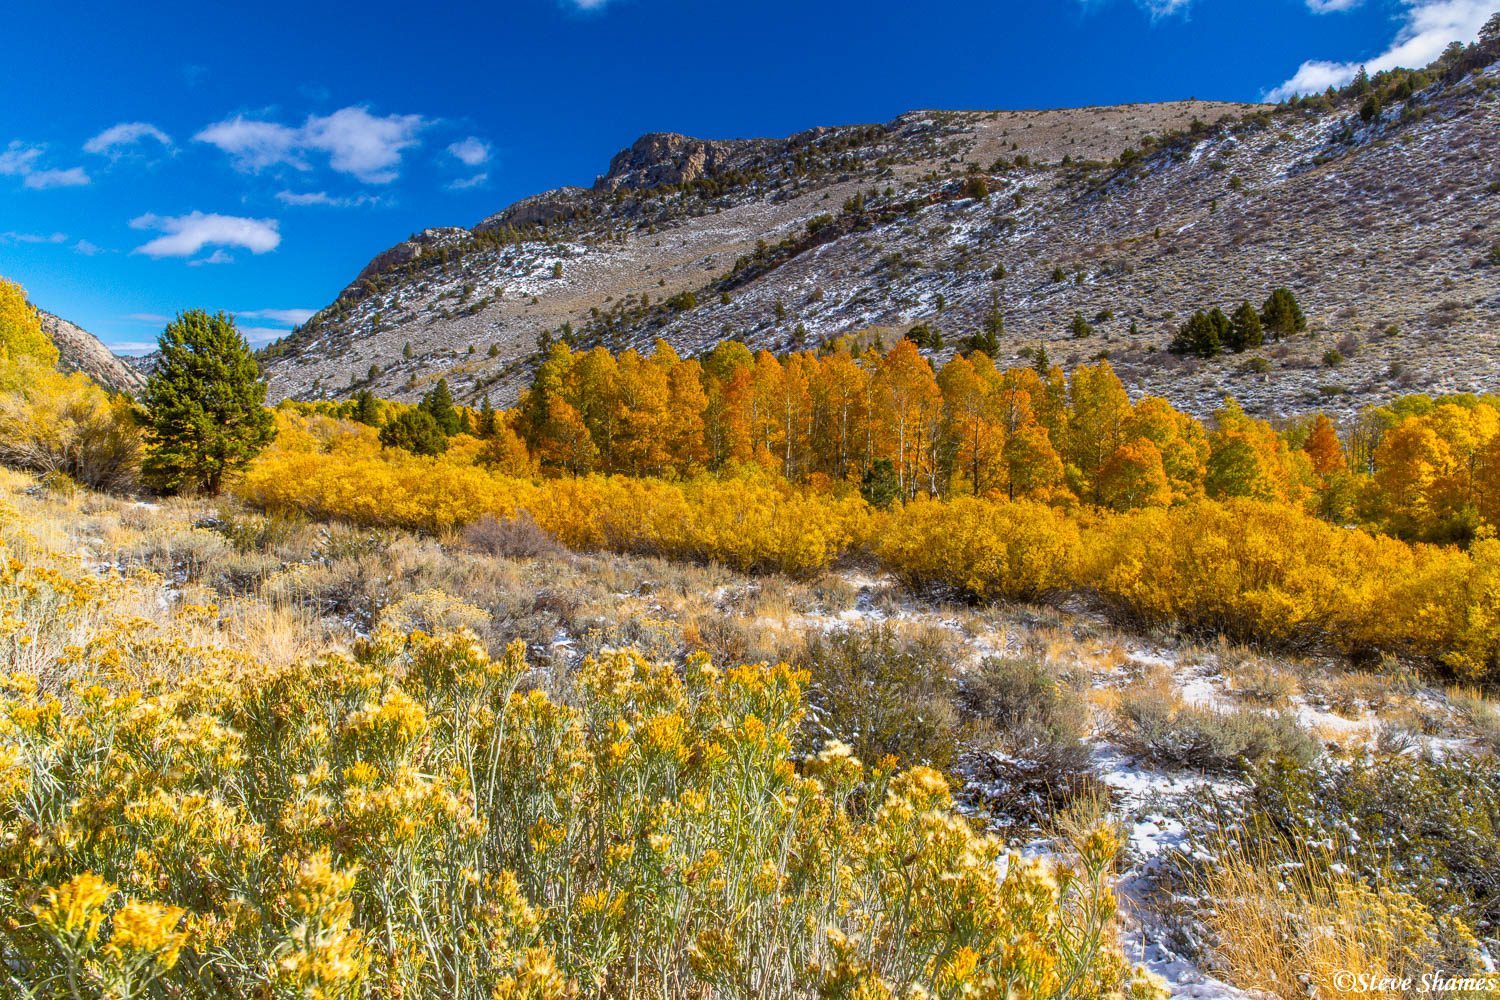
1228, 660, 1300, 707
1193, 837, 1460, 999
1447, 685, 1500, 751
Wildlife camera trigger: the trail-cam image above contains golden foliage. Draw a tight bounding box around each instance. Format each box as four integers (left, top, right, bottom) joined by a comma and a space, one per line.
0, 511, 1160, 999
0, 354, 141, 491
0, 277, 58, 366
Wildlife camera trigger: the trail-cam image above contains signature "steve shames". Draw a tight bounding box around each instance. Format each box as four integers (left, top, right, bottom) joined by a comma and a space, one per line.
1332, 972, 1500, 994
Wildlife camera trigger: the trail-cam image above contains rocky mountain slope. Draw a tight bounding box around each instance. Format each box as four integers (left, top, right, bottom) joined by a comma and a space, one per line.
37, 308, 145, 396
261, 55, 1500, 419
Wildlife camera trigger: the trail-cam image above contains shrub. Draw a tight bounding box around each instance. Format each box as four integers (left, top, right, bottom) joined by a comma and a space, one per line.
1186, 836, 1472, 997
878, 497, 1080, 602
1111, 682, 1319, 774
798, 627, 963, 772
0, 541, 1165, 1000
462, 512, 560, 560
0, 355, 141, 492
1228, 752, 1500, 948
959, 656, 1088, 741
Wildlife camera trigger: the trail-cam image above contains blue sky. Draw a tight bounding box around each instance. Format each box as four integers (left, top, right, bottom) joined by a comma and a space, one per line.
2, 0, 1492, 354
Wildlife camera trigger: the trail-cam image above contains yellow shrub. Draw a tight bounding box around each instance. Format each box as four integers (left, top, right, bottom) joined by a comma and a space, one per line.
240, 413, 869, 576
877, 496, 1081, 601
0, 531, 1160, 1000
0, 354, 140, 491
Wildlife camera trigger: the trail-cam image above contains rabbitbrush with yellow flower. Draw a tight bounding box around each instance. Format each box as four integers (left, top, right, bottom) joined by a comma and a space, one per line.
0, 496, 1164, 1000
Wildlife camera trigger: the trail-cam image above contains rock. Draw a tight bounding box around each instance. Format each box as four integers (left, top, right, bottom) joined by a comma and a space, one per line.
474, 187, 590, 232
36, 309, 146, 396
593, 132, 750, 193
343, 227, 471, 297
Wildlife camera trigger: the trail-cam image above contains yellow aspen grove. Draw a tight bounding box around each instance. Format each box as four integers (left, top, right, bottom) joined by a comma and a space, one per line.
874, 340, 944, 498
1121, 397, 1209, 503
809, 348, 870, 484
939, 353, 1005, 496
1067, 363, 1133, 503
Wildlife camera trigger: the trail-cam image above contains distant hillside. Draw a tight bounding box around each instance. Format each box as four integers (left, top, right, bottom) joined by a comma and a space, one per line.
260, 45, 1500, 419
36, 308, 145, 396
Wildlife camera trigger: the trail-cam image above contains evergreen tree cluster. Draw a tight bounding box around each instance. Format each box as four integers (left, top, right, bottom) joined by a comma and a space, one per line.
1169, 288, 1303, 359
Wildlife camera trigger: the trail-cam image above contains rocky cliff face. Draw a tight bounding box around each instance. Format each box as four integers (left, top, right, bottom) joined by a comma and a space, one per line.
344, 227, 472, 296
593, 132, 756, 193
37, 309, 146, 396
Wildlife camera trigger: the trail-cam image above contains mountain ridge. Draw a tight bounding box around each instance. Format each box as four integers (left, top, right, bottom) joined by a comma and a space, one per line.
36, 307, 145, 396
259, 55, 1500, 420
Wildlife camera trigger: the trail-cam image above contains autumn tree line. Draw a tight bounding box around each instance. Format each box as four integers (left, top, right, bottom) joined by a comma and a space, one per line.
328, 333, 1500, 547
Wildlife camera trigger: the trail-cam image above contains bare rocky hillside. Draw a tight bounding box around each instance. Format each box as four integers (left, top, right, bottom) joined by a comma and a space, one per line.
260, 58, 1500, 420
37, 308, 145, 396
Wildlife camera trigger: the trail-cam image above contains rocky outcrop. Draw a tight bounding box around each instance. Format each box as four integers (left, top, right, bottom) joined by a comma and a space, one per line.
343, 227, 471, 296
593, 132, 752, 193
36, 309, 146, 396
474, 187, 590, 232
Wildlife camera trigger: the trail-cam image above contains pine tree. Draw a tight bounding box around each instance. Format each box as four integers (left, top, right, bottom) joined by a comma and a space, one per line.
859, 457, 901, 508
1482, 11, 1500, 44
1227, 301, 1263, 352
477, 394, 498, 438
353, 390, 380, 426
142, 310, 276, 496
1032, 343, 1050, 375
379, 409, 447, 455
1206, 308, 1233, 351
402, 341, 413, 359
1068, 312, 1093, 338
1169, 311, 1222, 358
1261, 287, 1307, 341
905, 323, 943, 351
420, 378, 461, 435
1351, 65, 1371, 97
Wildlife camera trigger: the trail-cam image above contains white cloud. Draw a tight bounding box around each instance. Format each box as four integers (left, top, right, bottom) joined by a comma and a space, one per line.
448, 136, 491, 166
108, 341, 161, 356
0, 143, 88, 188
125, 313, 172, 322
1306, 0, 1365, 11
1077, 0, 1194, 19
449, 172, 489, 190
129, 211, 281, 259
84, 122, 174, 155
1268, 0, 1495, 100
73, 240, 104, 256
1, 230, 67, 244
275, 189, 389, 208
194, 116, 306, 172
568, 0, 612, 9
239, 307, 316, 325
302, 107, 425, 183
1140, 0, 1193, 16
198, 106, 426, 184
275, 189, 357, 207
0, 142, 44, 176
188, 250, 235, 266
25, 167, 90, 189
